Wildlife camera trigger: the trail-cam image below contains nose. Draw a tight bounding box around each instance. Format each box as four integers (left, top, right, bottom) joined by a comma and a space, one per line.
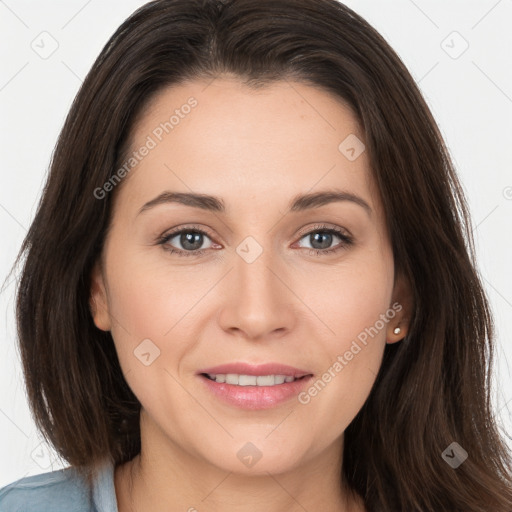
216, 242, 297, 341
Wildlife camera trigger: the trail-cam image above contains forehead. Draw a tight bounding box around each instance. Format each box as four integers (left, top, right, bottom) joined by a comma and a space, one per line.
116, 77, 380, 219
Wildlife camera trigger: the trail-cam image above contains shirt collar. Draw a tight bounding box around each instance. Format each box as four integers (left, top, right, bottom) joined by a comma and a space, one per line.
91, 458, 119, 512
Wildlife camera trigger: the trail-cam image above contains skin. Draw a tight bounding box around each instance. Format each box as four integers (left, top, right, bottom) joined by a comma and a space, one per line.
90, 76, 411, 512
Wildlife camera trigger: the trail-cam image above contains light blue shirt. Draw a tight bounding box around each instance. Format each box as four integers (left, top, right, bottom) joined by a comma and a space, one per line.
0, 458, 118, 511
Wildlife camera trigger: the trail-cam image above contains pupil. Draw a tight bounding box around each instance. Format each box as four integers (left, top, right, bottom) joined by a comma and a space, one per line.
311, 232, 332, 250
181, 232, 203, 250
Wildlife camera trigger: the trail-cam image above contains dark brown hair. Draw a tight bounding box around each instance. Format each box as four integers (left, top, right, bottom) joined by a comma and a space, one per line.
10, 0, 512, 509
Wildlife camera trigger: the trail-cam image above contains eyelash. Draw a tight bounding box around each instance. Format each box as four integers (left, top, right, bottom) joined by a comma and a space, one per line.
156, 223, 354, 258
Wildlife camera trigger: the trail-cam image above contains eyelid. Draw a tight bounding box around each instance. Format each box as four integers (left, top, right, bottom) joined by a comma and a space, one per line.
160, 224, 216, 240
295, 222, 352, 239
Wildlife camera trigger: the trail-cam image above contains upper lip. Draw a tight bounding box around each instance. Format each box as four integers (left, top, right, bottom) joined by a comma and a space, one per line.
197, 362, 313, 378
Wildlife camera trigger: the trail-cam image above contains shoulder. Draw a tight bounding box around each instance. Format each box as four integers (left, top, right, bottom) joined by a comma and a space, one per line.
0, 466, 93, 512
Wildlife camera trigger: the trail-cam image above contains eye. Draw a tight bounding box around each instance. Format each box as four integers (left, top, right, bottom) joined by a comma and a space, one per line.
157, 225, 217, 257
295, 224, 353, 256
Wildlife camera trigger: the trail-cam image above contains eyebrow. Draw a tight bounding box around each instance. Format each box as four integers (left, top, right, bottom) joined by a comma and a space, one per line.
137, 189, 372, 217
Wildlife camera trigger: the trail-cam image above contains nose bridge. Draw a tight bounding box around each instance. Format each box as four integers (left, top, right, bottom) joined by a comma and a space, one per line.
234, 234, 280, 306
217, 233, 295, 339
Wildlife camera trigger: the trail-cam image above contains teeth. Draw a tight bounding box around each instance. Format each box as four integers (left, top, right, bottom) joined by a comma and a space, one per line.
225, 373, 238, 385
206, 373, 298, 386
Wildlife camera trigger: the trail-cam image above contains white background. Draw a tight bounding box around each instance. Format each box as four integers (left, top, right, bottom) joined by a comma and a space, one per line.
1, 0, 511, 486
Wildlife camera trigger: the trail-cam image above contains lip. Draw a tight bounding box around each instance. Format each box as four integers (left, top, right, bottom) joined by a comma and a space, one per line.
197, 362, 314, 410
197, 362, 311, 378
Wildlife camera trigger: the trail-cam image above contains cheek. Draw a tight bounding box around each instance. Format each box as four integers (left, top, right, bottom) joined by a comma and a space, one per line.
102, 253, 191, 422
101, 245, 189, 381
293, 251, 393, 428
304, 251, 394, 346
105, 246, 202, 337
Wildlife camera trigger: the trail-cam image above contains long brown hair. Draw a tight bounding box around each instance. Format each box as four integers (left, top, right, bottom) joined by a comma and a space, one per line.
11, 0, 512, 509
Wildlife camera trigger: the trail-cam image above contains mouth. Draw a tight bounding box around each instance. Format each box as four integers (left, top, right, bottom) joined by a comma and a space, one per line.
196, 363, 314, 409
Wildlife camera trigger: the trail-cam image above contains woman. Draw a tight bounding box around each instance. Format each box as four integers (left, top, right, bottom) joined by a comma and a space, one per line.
1, 0, 511, 510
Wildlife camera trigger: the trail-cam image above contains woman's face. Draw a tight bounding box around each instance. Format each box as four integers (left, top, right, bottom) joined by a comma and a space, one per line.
91, 77, 409, 475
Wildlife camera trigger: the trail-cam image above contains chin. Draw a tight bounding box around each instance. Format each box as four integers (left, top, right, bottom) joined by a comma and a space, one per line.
199, 437, 308, 476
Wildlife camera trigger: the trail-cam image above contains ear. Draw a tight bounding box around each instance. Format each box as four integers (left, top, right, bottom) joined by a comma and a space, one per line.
386, 271, 413, 344
89, 260, 111, 331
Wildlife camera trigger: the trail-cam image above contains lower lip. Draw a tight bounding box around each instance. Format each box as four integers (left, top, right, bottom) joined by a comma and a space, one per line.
198, 374, 313, 410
